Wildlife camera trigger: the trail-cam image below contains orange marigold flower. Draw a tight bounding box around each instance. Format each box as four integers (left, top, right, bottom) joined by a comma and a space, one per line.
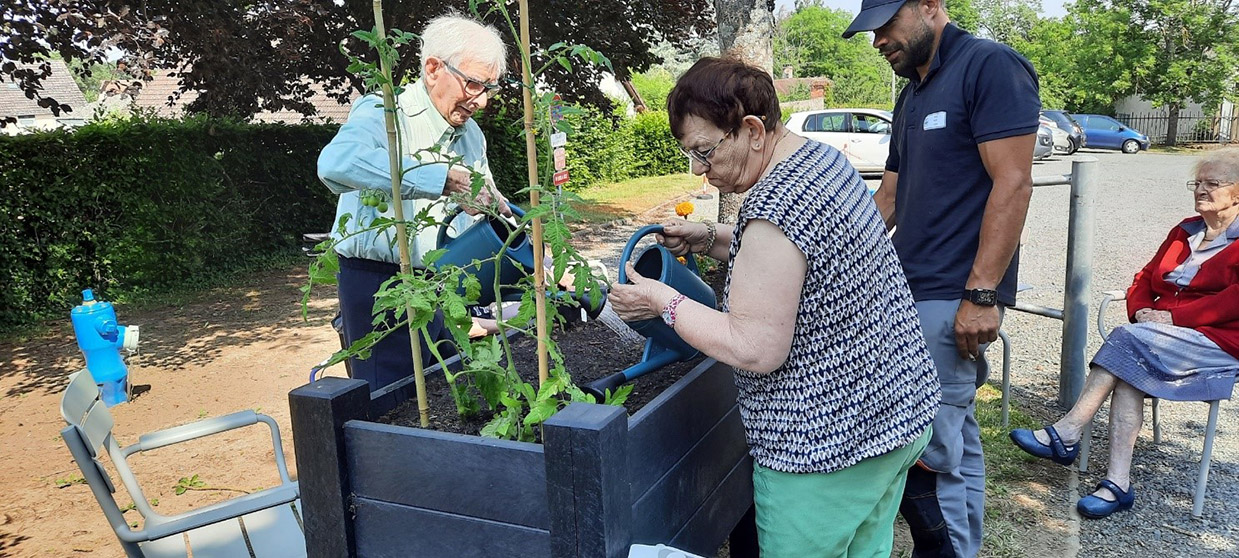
675, 201, 695, 217
676, 256, 687, 265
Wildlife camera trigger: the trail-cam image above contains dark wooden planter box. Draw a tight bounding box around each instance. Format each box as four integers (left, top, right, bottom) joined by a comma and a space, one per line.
289, 358, 755, 558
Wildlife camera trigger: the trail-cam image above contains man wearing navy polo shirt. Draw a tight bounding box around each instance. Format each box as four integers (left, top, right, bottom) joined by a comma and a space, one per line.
845, 1, 1038, 556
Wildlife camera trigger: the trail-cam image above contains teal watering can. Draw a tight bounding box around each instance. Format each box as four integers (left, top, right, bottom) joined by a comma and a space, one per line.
435, 205, 536, 306
434, 205, 607, 318
583, 225, 716, 400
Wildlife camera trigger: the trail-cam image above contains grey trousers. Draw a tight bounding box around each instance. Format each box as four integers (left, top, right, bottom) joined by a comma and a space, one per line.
899, 299, 998, 558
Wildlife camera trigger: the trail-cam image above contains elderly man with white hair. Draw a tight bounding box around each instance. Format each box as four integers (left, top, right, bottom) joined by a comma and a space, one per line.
318, 14, 509, 392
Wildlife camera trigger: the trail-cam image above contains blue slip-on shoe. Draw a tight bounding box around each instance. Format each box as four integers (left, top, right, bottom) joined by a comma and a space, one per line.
1009, 426, 1079, 466
1077, 479, 1135, 519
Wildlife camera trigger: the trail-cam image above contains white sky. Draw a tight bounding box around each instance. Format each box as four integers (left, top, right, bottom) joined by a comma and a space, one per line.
773, 0, 1070, 19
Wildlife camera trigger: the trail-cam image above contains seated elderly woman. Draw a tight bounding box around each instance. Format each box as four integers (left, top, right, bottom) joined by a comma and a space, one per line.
608, 57, 941, 556
1010, 148, 1239, 519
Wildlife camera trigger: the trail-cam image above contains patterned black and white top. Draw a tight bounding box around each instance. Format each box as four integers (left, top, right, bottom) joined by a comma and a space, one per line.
723, 140, 940, 474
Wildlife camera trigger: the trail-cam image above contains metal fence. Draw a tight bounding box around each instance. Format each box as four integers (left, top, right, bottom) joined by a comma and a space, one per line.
1117, 112, 1239, 145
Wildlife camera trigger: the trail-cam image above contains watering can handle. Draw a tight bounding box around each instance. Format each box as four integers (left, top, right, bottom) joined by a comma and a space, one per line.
617, 225, 700, 284
436, 203, 526, 248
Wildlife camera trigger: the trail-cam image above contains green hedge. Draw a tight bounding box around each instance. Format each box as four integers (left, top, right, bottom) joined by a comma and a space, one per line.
1, 103, 683, 327
0, 116, 339, 327
477, 102, 684, 195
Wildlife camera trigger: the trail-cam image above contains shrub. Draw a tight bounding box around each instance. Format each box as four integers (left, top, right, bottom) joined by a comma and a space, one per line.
477, 100, 682, 195
628, 111, 686, 177
475, 98, 529, 201
0, 114, 338, 327
631, 68, 676, 112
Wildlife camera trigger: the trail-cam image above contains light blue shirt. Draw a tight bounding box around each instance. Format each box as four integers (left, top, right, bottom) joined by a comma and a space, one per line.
317, 81, 491, 264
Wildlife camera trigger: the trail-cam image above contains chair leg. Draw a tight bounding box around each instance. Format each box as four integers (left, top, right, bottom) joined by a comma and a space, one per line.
1192, 400, 1221, 518
999, 330, 1011, 428
1152, 398, 1162, 445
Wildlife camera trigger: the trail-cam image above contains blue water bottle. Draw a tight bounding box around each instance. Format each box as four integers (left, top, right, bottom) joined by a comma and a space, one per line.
70, 289, 140, 406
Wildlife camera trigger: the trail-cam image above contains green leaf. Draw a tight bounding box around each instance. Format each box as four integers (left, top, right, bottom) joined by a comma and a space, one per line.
421, 248, 448, 268
524, 400, 559, 425
604, 384, 634, 407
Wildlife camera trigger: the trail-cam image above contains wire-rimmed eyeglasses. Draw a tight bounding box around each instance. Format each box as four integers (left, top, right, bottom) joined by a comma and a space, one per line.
442, 60, 500, 98
680, 129, 734, 169
1186, 179, 1236, 192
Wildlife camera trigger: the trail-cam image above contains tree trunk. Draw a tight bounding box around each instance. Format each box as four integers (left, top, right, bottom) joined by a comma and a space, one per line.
713, 0, 774, 223
621, 80, 648, 113
1165, 103, 1180, 147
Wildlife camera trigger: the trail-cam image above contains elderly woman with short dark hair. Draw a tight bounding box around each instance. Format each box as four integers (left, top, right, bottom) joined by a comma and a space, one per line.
1011, 148, 1239, 519
608, 56, 941, 556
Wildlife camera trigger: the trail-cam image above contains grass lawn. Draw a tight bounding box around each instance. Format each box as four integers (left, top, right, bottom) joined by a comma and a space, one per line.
893, 383, 1060, 558
564, 173, 702, 224
1147, 144, 1221, 154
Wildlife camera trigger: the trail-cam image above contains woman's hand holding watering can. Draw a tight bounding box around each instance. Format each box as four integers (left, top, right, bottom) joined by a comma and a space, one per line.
610, 263, 679, 322
658, 220, 711, 256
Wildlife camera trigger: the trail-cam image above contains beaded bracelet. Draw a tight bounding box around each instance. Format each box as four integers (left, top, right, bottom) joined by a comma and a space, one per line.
661, 294, 688, 328
701, 220, 717, 255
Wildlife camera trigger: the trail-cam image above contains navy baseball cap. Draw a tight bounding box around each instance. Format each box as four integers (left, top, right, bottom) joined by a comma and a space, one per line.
842, 0, 906, 38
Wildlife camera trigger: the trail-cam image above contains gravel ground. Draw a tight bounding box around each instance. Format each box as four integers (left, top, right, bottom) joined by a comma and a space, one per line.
1001, 150, 1239, 558
573, 149, 1238, 557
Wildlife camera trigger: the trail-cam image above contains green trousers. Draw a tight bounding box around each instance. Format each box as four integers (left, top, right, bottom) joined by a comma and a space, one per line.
753, 428, 931, 558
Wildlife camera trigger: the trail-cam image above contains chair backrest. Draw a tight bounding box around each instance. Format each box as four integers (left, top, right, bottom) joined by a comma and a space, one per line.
61, 371, 115, 458
62, 370, 99, 425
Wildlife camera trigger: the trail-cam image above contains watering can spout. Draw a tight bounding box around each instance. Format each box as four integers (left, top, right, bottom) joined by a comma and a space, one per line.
582, 226, 718, 401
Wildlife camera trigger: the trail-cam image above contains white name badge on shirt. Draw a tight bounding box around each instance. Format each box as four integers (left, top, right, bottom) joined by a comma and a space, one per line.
923, 111, 947, 130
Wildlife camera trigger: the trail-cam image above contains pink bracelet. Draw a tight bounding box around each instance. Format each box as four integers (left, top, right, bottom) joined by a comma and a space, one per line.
661, 294, 687, 327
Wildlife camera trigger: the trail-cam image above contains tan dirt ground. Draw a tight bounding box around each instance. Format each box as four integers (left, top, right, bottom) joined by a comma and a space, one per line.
0, 266, 346, 558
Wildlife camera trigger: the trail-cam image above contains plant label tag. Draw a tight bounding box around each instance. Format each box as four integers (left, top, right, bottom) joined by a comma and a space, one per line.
553, 169, 570, 186
550, 132, 567, 148
923, 111, 947, 130
553, 147, 567, 171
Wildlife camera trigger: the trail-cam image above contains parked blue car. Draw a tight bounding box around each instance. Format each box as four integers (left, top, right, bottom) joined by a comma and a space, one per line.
1073, 114, 1151, 154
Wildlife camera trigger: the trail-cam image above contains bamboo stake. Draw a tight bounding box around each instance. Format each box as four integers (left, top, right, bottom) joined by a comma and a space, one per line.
518, 0, 550, 385
372, 0, 430, 427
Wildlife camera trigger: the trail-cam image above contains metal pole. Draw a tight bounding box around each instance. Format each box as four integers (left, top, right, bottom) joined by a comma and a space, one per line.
1058, 157, 1098, 408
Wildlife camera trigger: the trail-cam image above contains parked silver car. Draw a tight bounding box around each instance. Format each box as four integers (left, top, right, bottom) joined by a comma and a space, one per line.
1034, 125, 1054, 160
1040, 110, 1086, 154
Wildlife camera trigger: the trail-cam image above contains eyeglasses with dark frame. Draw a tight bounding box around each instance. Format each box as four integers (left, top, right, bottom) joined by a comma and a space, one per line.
441, 60, 500, 98
1186, 179, 1236, 192
680, 129, 734, 169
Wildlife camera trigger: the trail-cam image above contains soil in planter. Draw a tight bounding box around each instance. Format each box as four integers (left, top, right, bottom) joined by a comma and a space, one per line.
379, 265, 729, 437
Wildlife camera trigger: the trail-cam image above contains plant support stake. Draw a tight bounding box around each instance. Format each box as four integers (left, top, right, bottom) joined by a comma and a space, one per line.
519, 0, 550, 385
373, 0, 430, 427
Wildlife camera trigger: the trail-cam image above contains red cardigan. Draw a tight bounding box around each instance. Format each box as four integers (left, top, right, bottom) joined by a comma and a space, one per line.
1126, 216, 1239, 359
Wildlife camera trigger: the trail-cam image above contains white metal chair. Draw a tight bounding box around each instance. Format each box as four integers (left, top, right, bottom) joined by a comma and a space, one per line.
59, 370, 306, 557
1086, 291, 1224, 518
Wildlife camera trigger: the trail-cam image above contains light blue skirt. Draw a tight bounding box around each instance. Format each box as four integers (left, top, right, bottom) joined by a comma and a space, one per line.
1093, 322, 1239, 401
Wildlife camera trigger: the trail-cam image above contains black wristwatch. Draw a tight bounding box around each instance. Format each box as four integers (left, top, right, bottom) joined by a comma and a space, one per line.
965, 288, 999, 307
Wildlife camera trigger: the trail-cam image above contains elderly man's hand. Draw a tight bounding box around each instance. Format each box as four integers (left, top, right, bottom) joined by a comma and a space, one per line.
609, 263, 678, 322
446, 168, 511, 216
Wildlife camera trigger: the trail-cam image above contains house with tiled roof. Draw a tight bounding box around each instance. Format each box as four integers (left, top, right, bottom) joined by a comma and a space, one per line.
0, 59, 89, 135
118, 70, 355, 124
